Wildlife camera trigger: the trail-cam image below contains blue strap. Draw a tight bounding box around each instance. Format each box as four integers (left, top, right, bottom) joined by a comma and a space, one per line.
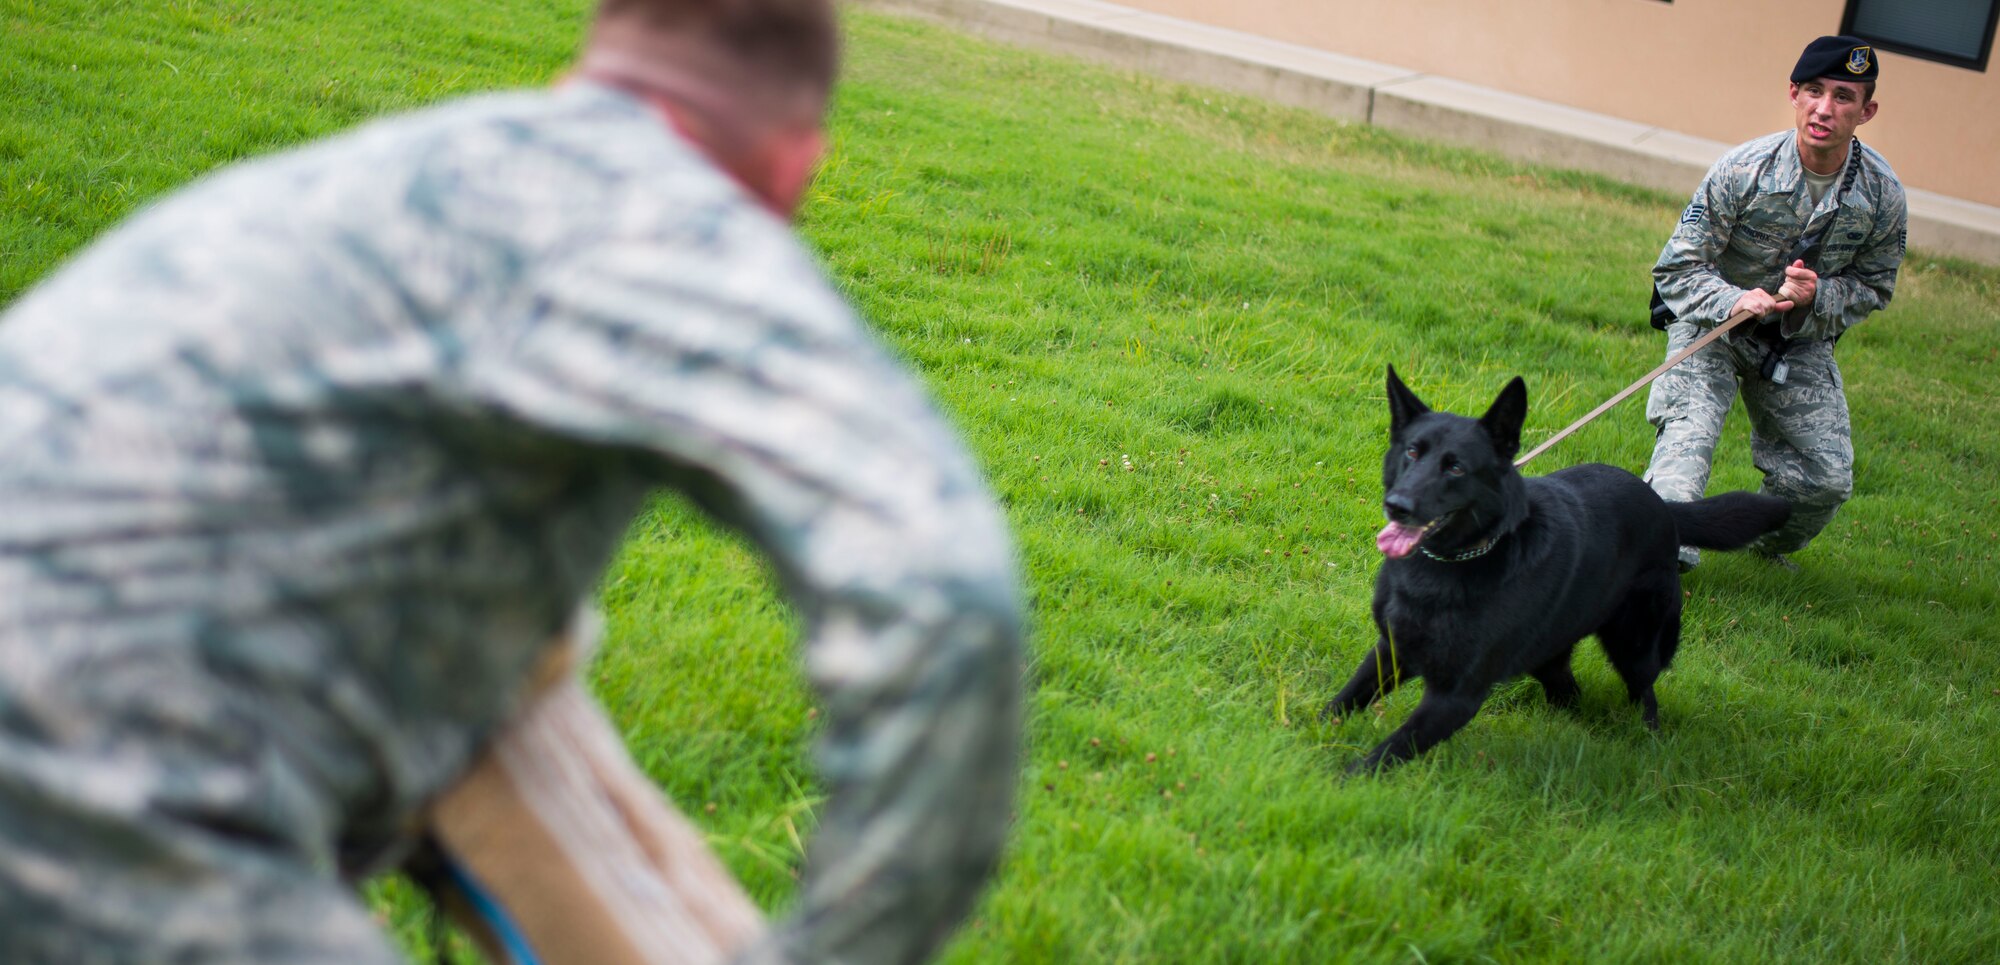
443, 856, 544, 965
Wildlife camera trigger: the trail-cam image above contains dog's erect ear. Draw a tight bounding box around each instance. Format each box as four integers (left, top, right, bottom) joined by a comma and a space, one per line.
1479, 376, 1528, 461
1385, 365, 1430, 434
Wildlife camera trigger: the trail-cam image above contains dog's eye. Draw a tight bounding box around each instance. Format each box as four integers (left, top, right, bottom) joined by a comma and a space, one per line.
1404, 445, 1419, 461
1445, 461, 1466, 477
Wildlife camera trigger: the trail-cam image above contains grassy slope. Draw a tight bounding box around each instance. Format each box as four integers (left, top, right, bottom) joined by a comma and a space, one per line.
5, 2, 1998, 961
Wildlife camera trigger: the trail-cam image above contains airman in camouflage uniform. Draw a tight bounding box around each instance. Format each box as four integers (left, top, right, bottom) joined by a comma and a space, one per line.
0, 2, 1023, 962
1645, 35, 1907, 569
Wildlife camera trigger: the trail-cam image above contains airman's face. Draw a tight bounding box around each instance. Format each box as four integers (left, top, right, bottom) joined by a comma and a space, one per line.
1789, 77, 1877, 160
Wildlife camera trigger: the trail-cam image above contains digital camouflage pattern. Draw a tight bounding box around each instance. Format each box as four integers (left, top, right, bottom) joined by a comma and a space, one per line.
1644, 322, 1852, 555
0, 82, 1023, 964
1652, 131, 1905, 341
1645, 131, 1905, 559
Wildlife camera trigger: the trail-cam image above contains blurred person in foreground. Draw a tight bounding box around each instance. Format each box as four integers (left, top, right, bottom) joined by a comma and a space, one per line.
1644, 35, 1907, 572
0, 1, 1023, 962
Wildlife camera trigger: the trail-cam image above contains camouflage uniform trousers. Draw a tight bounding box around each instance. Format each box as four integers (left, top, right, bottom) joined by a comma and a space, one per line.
1644, 320, 1853, 562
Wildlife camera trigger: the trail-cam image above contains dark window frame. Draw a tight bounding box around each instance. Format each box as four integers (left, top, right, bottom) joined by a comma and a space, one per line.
1841, 0, 1998, 72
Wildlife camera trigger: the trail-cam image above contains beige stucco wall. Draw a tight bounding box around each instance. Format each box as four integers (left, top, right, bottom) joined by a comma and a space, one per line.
1117, 0, 2000, 207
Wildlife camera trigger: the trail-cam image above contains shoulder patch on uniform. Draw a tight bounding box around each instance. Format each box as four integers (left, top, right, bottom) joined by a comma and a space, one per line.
1679, 200, 1706, 226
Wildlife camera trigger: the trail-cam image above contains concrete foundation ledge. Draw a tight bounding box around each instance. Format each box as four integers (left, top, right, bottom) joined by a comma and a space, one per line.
852, 0, 2000, 267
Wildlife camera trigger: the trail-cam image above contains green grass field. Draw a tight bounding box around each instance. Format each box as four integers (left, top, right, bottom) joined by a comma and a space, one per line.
7, 2, 1999, 961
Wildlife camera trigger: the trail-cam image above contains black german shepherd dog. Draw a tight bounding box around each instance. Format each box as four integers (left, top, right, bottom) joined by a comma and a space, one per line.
1322, 366, 1790, 773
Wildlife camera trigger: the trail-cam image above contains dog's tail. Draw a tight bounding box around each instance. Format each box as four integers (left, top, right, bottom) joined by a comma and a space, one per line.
1667, 491, 1792, 550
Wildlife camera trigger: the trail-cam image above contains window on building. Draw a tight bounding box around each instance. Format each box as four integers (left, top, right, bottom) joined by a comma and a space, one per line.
1842, 0, 1998, 71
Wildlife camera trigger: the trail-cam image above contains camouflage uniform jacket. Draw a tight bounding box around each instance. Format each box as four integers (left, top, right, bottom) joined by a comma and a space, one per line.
0, 82, 1022, 965
1654, 130, 1907, 341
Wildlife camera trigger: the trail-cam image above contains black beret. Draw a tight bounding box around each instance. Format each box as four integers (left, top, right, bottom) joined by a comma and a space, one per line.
1792, 35, 1878, 84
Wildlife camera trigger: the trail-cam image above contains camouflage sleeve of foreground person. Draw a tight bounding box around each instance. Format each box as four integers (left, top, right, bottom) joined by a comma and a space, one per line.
515, 203, 1023, 965
1653, 131, 1907, 340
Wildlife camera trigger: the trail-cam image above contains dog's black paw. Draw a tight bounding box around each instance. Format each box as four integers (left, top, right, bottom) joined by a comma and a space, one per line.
1344, 753, 1391, 777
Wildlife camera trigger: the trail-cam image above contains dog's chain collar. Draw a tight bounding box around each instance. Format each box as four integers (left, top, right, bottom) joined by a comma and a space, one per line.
1421, 535, 1500, 563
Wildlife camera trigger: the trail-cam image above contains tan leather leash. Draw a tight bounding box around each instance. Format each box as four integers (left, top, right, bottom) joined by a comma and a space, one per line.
1513, 307, 1760, 468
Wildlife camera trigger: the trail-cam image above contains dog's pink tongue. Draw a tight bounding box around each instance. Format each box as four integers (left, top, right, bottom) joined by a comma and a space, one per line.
1377, 521, 1424, 558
